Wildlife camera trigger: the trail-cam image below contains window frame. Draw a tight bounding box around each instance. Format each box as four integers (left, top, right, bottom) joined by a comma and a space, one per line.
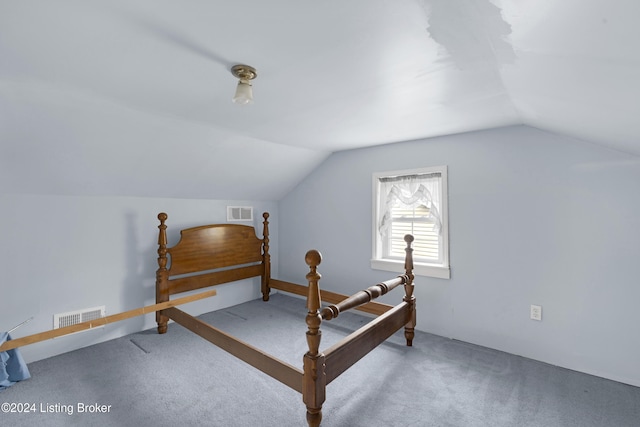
371, 166, 450, 279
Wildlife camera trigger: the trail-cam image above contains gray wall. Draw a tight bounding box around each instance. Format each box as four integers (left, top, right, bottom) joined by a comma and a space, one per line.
277, 125, 640, 387
1, 194, 277, 362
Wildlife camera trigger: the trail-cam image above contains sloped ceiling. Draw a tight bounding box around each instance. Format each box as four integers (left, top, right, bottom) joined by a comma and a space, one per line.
1, 0, 639, 200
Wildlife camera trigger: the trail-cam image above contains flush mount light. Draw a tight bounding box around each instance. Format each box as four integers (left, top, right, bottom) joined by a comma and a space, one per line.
231, 64, 257, 105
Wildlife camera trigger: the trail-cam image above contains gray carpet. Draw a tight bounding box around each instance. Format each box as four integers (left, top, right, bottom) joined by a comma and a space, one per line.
2, 293, 639, 426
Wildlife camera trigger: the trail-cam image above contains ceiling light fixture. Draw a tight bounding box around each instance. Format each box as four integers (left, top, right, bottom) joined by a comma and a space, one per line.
231, 64, 257, 105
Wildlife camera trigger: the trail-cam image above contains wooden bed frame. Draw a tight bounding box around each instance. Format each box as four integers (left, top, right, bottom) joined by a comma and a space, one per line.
155, 212, 416, 426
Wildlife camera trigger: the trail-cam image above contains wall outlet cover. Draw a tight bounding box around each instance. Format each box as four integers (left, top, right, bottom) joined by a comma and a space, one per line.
530, 304, 542, 321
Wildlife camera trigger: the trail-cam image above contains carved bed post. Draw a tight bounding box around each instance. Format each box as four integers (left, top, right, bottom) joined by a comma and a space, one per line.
261, 212, 271, 301
156, 213, 170, 334
302, 250, 326, 427
403, 234, 416, 346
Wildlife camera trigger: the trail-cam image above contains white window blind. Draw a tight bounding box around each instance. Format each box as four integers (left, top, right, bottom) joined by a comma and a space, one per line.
388, 205, 440, 262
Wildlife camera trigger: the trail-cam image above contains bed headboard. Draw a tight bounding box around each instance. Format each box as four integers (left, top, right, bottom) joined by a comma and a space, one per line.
156, 212, 271, 299
167, 224, 263, 276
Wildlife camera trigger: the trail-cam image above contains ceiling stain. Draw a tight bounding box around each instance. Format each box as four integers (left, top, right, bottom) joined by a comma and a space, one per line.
424, 0, 516, 70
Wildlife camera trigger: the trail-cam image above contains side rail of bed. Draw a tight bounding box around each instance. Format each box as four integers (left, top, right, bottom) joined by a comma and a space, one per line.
154, 213, 304, 392
302, 235, 416, 427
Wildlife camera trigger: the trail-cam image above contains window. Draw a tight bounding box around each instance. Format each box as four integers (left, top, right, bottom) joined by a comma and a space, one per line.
372, 166, 450, 279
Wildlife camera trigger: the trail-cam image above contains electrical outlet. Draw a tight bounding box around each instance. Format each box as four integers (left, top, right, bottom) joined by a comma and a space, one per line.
530, 304, 542, 321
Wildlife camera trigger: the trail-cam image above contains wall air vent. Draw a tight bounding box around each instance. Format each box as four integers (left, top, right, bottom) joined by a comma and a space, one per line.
227, 206, 253, 222
53, 306, 106, 333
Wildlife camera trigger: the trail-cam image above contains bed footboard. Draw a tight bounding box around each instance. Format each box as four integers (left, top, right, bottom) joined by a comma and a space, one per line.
302, 235, 416, 427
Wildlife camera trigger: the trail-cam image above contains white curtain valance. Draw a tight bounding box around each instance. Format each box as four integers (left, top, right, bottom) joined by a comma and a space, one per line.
378, 173, 442, 237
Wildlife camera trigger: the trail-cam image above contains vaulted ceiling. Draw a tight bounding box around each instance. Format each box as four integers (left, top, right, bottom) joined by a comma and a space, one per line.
2, 1, 639, 200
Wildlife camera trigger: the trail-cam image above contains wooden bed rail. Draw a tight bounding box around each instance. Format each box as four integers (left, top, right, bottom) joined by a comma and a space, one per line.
163, 306, 303, 393
0, 289, 217, 353
323, 301, 411, 384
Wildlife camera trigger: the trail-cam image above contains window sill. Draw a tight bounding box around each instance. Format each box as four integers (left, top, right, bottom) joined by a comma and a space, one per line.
370, 259, 450, 279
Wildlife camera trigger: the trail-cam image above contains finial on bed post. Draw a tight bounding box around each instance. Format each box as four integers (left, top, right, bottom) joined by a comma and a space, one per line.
156, 213, 169, 334
403, 234, 416, 346
303, 250, 325, 427
261, 212, 271, 302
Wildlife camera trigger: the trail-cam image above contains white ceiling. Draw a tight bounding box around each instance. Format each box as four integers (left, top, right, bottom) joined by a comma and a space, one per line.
1, 0, 639, 200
